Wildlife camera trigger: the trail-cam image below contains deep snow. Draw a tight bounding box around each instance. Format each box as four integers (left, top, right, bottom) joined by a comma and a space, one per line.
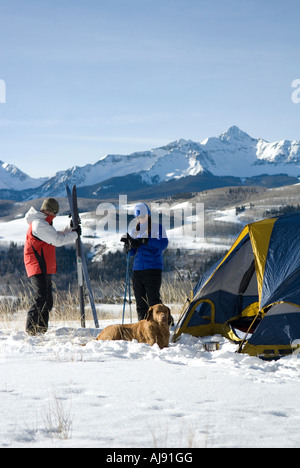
1, 309, 300, 448
1, 199, 300, 448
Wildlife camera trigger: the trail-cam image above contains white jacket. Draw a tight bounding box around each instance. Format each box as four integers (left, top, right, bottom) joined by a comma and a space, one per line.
25, 207, 78, 246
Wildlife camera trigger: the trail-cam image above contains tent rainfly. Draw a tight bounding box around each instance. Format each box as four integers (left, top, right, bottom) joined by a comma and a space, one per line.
173, 212, 300, 359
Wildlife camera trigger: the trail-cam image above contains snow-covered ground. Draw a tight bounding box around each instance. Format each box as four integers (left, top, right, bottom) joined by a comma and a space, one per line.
1, 200, 300, 448
0, 211, 230, 255
1, 309, 300, 448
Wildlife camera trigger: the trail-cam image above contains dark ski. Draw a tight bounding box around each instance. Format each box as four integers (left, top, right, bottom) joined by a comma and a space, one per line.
66, 184, 99, 328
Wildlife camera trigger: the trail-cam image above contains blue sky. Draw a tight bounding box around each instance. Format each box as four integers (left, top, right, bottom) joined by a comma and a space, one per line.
0, 0, 300, 178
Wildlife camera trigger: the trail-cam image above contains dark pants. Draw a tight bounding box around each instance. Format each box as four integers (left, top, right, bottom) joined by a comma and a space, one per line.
26, 274, 53, 335
132, 269, 162, 320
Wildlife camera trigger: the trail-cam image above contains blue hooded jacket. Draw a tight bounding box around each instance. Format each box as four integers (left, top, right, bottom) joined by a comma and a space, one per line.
130, 203, 168, 271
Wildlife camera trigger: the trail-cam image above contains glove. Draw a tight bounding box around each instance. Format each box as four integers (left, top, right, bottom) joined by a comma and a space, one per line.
69, 213, 81, 228
120, 233, 131, 245
130, 237, 149, 249
120, 233, 132, 253
120, 233, 148, 251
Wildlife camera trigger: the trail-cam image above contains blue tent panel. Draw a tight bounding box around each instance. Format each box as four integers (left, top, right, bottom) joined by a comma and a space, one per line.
261, 213, 300, 308
247, 312, 300, 346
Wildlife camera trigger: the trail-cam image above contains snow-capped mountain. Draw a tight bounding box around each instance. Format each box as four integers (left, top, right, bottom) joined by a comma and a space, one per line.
0, 161, 46, 191
0, 126, 299, 200
201, 126, 300, 177
140, 139, 214, 184
36, 150, 162, 197
37, 126, 300, 196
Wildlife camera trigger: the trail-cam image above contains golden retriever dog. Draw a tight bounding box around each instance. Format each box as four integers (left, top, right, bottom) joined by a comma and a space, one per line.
96, 304, 171, 349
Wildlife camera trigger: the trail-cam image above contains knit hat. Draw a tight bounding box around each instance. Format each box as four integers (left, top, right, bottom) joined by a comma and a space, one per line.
41, 198, 59, 214
134, 203, 151, 218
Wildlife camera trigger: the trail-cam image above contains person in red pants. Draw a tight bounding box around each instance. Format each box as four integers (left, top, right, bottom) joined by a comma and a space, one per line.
24, 198, 81, 335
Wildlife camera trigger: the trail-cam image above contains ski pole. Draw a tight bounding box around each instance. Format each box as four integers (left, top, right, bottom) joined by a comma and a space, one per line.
122, 252, 131, 324
128, 261, 132, 323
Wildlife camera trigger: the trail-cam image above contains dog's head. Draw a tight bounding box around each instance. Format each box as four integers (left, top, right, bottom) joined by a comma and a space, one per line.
146, 304, 171, 324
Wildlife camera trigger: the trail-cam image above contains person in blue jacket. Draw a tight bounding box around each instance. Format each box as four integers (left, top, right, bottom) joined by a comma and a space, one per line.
121, 202, 168, 321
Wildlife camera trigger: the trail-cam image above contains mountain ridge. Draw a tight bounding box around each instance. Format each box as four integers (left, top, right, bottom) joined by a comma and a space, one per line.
1, 126, 300, 201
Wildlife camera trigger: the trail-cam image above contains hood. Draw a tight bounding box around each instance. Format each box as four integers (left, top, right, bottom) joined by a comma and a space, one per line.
25, 207, 47, 225
134, 203, 151, 217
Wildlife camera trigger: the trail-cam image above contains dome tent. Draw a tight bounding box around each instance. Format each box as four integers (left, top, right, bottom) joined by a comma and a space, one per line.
173, 212, 300, 359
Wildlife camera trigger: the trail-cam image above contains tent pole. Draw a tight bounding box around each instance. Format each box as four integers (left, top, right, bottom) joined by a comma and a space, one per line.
172, 297, 192, 342
236, 313, 260, 354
